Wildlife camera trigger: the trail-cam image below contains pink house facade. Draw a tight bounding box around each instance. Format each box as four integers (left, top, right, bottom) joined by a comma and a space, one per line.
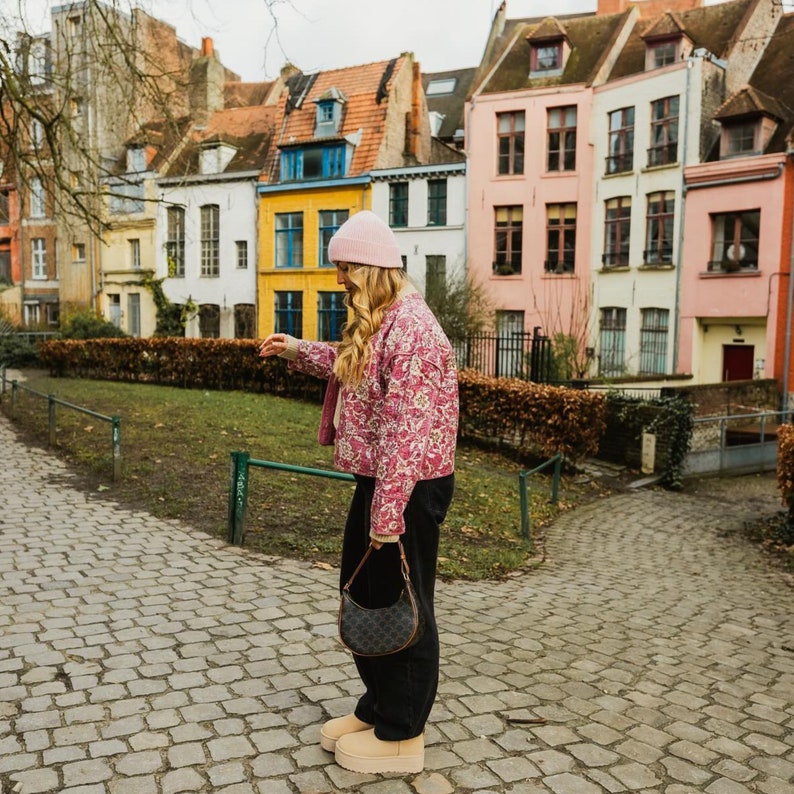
466, 9, 632, 377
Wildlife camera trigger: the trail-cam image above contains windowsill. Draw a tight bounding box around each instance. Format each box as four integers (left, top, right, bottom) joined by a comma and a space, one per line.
491, 273, 523, 279
494, 173, 526, 181
200, 275, 221, 278
542, 270, 576, 277
700, 269, 761, 278
600, 265, 630, 273
639, 263, 675, 270
642, 162, 679, 173
604, 169, 634, 178
542, 170, 578, 178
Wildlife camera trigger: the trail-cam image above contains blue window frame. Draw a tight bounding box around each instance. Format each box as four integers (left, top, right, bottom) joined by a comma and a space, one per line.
275, 212, 303, 268
318, 209, 349, 266
280, 145, 346, 182
318, 291, 347, 341
274, 291, 303, 337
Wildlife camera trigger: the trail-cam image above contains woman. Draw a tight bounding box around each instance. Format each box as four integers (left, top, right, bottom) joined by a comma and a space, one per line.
259, 210, 458, 774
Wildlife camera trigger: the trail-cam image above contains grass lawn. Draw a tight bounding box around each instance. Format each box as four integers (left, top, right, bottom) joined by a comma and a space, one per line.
1, 371, 609, 580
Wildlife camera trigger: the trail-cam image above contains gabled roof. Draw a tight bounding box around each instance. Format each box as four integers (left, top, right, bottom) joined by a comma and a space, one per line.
714, 86, 789, 123
734, 12, 794, 152
163, 104, 277, 178
609, 0, 753, 80
422, 67, 476, 143
114, 116, 193, 175
261, 56, 411, 180
223, 81, 275, 109
527, 17, 570, 43
640, 12, 687, 41
476, 11, 629, 93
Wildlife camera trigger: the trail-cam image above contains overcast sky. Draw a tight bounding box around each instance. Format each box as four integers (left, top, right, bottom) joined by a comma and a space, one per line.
13, 0, 598, 80
11, 0, 794, 82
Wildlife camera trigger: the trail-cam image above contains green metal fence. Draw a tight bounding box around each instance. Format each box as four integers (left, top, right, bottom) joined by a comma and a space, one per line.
518, 453, 561, 552
0, 367, 122, 481
228, 451, 355, 546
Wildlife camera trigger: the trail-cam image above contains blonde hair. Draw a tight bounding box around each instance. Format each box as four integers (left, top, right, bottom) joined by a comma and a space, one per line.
334, 264, 407, 386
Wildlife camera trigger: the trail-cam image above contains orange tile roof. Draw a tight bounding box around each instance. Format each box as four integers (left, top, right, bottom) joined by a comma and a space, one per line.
262, 56, 409, 181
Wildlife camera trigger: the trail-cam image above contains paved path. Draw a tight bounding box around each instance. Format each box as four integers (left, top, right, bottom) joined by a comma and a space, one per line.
1, 416, 793, 794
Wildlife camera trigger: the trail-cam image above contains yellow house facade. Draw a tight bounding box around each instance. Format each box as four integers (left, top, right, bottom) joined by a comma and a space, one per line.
257, 182, 369, 340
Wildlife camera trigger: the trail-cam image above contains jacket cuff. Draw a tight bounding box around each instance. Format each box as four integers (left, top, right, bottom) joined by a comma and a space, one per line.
279, 335, 300, 360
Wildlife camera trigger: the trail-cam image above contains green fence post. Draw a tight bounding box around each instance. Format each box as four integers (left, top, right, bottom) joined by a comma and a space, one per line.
228, 451, 250, 546
111, 416, 121, 482
518, 471, 534, 551
48, 395, 56, 446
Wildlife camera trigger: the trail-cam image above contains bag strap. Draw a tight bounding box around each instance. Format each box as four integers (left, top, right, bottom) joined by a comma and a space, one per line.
342, 539, 410, 592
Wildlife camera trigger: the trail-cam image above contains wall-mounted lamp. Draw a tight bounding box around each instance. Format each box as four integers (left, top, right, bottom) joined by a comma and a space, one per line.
735, 325, 743, 336
585, 347, 595, 359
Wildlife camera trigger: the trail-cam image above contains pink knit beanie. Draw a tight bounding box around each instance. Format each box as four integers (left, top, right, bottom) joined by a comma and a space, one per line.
328, 210, 402, 268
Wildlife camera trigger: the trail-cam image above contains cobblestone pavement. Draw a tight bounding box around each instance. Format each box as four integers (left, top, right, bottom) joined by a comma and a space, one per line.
1, 416, 794, 794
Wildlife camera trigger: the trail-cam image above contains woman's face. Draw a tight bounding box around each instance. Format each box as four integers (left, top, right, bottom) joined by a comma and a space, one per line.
336, 262, 355, 292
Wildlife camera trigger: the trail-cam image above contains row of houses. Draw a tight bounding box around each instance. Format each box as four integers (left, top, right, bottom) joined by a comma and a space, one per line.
2, 0, 794, 398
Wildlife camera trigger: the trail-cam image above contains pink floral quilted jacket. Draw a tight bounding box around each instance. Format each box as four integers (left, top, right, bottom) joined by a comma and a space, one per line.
289, 292, 458, 538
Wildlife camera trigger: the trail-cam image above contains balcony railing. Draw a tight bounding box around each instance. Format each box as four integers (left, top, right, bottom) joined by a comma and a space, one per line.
605, 152, 634, 175
642, 247, 673, 265
647, 142, 678, 168
544, 259, 575, 274
602, 251, 630, 268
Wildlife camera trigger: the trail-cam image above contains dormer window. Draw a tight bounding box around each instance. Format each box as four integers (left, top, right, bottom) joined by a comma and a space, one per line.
200, 143, 237, 175
647, 38, 680, 69
127, 146, 146, 174
426, 78, 456, 96
723, 121, 758, 157
531, 41, 564, 76
313, 88, 346, 137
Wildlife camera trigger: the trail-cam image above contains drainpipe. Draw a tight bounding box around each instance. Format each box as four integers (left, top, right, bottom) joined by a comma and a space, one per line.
672, 56, 694, 373
782, 150, 794, 417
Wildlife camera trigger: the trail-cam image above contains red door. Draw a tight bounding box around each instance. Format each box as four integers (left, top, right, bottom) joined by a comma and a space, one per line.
722, 345, 754, 381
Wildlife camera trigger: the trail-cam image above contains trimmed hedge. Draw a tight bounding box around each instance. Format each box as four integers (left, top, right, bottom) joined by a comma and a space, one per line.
39, 337, 608, 464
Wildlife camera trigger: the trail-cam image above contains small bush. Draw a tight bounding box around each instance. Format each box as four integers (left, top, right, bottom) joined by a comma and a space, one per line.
60, 309, 127, 340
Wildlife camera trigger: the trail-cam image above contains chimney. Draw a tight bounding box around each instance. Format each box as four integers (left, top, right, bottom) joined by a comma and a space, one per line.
404, 61, 422, 160
190, 35, 225, 124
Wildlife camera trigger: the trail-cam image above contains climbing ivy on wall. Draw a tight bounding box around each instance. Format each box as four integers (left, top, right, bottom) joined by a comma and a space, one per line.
136, 272, 197, 337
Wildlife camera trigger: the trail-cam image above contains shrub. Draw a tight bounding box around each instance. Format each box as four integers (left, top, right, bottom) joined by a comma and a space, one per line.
60, 309, 127, 340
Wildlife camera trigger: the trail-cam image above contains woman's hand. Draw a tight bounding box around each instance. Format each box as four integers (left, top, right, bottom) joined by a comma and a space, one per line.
258, 334, 288, 358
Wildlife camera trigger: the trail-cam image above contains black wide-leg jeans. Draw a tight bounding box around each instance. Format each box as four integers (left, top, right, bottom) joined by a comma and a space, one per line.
339, 473, 455, 741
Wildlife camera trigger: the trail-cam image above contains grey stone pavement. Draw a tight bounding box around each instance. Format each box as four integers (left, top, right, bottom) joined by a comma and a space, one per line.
1, 415, 794, 794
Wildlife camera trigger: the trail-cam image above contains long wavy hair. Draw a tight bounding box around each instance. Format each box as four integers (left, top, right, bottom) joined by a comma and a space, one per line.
333, 263, 407, 387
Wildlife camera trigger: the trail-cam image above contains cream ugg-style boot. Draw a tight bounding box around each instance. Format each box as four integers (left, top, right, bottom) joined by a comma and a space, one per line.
334, 728, 424, 774
320, 714, 373, 752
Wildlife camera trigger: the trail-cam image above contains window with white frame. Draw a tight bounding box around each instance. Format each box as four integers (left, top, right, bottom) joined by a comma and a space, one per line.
129, 238, 141, 269
32, 238, 46, 279
30, 177, 45, 217
599, 307, 626, 377
236, 240, 248, 269
166, 206, 185, 277
200, 204, 220, 277
646, 38, 679, 70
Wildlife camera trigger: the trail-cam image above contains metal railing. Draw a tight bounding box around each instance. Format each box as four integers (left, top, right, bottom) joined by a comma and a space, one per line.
228, 452, 354, 545
0, 367, 122, 481
518, 452, 562, 552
